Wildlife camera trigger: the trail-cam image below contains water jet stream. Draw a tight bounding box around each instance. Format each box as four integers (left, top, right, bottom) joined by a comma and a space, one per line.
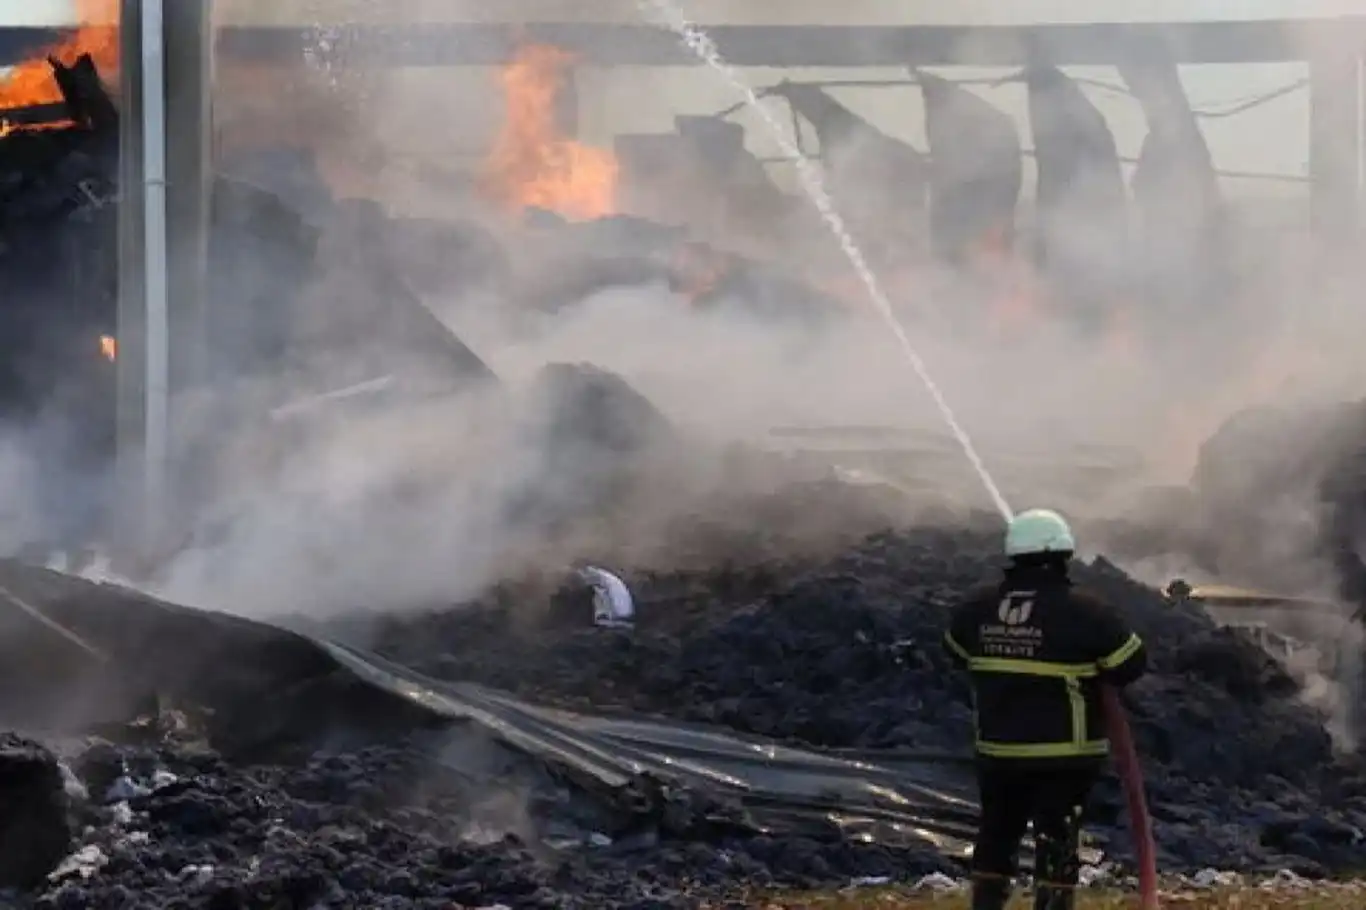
628, 20, 1164, 902
637, 0, 1013, 521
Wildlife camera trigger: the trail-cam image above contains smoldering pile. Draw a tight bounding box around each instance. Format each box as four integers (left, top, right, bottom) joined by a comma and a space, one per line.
0, 544, 966, 909
0, 54, 118, 482
4, 518, 1361, 909
351, 522, 1366, 877
4, 729, 944, 909
1099, 396, 1366, 618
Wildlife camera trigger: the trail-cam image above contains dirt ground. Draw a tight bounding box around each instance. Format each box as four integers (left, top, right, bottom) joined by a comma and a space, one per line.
733, 884, 1366, 909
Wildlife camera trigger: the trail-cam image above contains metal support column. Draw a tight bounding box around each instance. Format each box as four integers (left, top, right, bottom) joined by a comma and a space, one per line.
165, 0, 213, 392
1309, 41, 1363, 247
116, 0, 214, 559
115, 0, 149, 557
163, 0, 214, 540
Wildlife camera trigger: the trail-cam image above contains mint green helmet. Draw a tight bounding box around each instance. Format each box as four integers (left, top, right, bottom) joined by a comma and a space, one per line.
1004, 508, 1075, 557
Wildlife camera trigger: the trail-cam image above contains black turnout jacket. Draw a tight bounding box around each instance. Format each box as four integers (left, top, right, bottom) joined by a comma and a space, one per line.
943, 564, 1147, 761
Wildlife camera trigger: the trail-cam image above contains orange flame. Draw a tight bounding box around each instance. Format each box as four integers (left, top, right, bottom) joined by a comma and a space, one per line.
100, 334, 117, 362
670, 242, 734, 303
972, 225, 1041, 333
481, 44, 618, 221
0, 0, 119, 110
0, 118, 76, 138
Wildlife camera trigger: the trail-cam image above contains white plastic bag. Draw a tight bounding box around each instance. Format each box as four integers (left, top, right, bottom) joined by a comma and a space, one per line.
578, 566, 635, 629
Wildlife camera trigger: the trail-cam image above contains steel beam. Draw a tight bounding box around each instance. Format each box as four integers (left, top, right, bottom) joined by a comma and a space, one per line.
208, 18, 1366, 68
7, 18, 1366, 71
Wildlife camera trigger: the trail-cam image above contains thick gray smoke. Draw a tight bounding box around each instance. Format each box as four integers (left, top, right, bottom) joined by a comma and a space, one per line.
2, 5, 1363, 646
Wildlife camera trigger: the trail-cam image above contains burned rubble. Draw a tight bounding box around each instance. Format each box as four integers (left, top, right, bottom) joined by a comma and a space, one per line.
6, 437, 1356, 904
0, 54, 118, 426
2, 727, 954, 908
0, 54, 120, 557
1100, 396, 1366, 615
4, 315, 1361, 905
0, 23, 1362, 910
0, 53, 514, 558
0, 734, 71, 892
0, 553, 966, 907
3, 461, 1366, 904
353, 520, 1366, 877
7, 352, 1365, 901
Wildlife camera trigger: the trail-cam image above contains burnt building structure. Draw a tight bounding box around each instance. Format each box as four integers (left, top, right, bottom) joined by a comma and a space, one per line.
0, 6, 1360, 553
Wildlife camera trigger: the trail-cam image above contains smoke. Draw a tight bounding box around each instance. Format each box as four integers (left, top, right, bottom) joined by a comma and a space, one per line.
0, 435, 45, 555
188, 13, 1365, 620
3, 6, 1365, 668
136, 282, 929, 618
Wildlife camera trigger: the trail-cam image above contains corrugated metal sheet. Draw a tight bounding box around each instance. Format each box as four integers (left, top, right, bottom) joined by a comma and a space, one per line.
0, 559, 985, 858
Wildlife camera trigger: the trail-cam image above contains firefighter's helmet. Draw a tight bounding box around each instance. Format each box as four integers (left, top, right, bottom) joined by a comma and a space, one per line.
1004, 508, 1075, 557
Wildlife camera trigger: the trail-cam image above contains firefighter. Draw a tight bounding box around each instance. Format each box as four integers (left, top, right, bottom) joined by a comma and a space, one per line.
943, 508, 1147, 910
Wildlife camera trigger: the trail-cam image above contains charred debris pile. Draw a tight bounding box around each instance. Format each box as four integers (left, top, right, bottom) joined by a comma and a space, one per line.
0, 56, 503, 557
4, 506, 1362, 908
0, 58, 307, 556
1, 728, 943, 908
351, 518, 1366, 876
0, 53, 117, 433
0, 558, 961, 907
0, 56, 493, 424
0, 50, 1237, 423
1099, 397, 1366, 624
0, 47, 1351, 907
3, 427, 1366, 905
0, 55, 308, 422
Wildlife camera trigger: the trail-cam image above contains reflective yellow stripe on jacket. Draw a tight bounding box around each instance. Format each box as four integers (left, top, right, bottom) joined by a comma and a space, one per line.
976, 740, 1110, 758
964, 655, 1112, 759
1099, 633, 1142, 670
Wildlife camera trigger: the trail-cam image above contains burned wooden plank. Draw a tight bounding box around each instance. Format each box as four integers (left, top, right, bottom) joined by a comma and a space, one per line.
51, 53, 118, 133
0, 103, 70, 129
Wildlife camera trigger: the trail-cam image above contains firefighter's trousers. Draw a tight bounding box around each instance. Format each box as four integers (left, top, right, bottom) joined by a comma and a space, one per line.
969, 758, 1102, 910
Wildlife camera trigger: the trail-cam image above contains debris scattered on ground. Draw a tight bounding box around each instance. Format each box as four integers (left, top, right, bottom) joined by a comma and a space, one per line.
0, 734, 71, 890
353, 525, 1366, 875
4, 731, 961, 909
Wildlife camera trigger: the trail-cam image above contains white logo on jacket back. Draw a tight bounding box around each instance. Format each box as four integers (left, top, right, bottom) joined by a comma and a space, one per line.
998, 591, 1035, 625
978, 591, 1043, 657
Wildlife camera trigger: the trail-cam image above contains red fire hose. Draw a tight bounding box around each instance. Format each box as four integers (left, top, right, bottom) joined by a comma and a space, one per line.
1101, 685, 1160, 910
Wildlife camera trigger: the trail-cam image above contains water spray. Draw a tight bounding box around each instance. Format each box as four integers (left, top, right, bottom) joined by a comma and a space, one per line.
638, 4, 1159, 903
637, 0, 1012, 522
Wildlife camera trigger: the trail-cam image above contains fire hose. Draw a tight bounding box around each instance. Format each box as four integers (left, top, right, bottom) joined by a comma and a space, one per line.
1101, 684, 1160, 910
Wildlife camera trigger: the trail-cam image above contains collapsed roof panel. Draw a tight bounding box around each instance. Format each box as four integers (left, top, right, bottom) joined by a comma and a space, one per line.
1024, 66, 1130, 328
917, 71, 1023, 264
